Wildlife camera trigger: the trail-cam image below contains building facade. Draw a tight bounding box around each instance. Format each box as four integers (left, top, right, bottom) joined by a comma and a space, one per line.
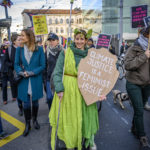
22, 9, 83, 39
22, 8, 102, 41
102, 0, 150, 40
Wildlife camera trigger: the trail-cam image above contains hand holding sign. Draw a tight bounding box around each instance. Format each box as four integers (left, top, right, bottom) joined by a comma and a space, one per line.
78, 48, 119, 105
99, 95, 107, 101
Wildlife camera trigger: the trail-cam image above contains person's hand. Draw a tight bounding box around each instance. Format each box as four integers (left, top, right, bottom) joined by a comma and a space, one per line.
26, 71, 34, 77
99, 95, 106, 101
57, 92, 64, 101
19, 71, 26, 77
144, 49, 150, 58
24, 71, 29, 77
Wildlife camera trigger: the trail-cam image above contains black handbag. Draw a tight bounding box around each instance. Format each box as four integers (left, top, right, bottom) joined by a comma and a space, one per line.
13, 49, 24, 84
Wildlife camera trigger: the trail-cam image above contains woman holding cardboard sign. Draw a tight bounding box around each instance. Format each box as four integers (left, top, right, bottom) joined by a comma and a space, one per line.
49, 29, 106, 150
125, 26, 150, 150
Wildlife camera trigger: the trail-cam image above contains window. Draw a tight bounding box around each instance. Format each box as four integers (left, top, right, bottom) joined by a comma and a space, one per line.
56, 27, 58, 33
79, 18, 82, 24
61, 27, 64, 33
71, 19, 74, 23
60, 18, 63, 24
66, 18, 69, 24
55, 18, 58, 24
49, 18, 52, 24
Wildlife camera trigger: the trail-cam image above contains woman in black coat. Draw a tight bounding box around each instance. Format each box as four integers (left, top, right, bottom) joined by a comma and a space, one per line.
10, 34, 23, 115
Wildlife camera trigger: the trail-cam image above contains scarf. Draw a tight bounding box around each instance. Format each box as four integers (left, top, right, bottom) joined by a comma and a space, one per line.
24, 44, 33, 64
70, 42, 89, 58
138, 34, 149, 51
47, 45, 62, 57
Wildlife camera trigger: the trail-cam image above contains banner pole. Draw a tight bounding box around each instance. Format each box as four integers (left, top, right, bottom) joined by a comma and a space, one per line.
66, 0, 74, 49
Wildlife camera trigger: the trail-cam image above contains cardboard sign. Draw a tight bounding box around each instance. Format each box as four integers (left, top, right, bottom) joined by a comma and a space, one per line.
32, 15, 48, 35
96, 34, 111, 49
131, 5, 147, 28
144, 16, 150, 28
78, 48, 119, 106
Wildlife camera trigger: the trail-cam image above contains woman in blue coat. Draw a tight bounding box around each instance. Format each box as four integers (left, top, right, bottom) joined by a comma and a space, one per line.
15, 29, 45, 136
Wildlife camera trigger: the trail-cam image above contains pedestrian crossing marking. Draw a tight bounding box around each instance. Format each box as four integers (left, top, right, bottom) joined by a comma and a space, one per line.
0, 110, 25, 147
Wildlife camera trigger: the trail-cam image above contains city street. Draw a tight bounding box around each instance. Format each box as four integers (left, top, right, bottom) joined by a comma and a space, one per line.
0, 78, 150, 150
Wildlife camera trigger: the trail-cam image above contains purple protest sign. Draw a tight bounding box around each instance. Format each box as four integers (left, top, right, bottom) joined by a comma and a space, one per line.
96, 34, 111, 49
131, 5, 147, 28
143, 16, 150, 28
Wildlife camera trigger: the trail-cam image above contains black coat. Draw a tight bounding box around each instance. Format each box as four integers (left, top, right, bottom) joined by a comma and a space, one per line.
0, 46, 9, 74
47, 52, 60, 80
9, 45, 16, 70
0, 45, 16, 75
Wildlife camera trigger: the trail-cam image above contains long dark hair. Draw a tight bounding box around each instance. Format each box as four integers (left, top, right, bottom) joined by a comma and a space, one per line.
22, 28, 36, 52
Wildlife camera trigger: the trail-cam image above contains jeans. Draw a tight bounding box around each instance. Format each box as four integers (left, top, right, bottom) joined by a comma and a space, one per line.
17, 99, 23, 108
126, 81, 150, 137
0, 117, 3, 133
23, 95, 39, 110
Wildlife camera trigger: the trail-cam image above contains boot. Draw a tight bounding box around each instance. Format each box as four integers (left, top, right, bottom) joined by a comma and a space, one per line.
23, 109, 31, 137
18, 105, 23, 116
32, 106, 40, 130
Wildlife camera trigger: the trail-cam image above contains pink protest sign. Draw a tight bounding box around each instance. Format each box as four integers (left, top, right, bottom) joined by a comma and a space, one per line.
96, 34, 111, 49
131, 5, 147, 28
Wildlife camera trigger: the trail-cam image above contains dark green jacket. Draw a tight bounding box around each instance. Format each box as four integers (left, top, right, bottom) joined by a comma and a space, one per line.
53, 43, 88, 93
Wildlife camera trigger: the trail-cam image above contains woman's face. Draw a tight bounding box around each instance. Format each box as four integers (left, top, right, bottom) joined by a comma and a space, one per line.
14, 36, 22, 47
21, 31, 29, 44
48, 39, 59, 48
74, 34, 86, 50
87, 40, 93, 47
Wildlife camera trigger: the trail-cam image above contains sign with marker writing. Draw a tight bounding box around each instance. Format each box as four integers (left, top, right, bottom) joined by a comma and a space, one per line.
78, 48, 119, 105
143, 16, 150, 28
32, 15, 48, 35
96, 34, 111, 49
131, 5, 147, 28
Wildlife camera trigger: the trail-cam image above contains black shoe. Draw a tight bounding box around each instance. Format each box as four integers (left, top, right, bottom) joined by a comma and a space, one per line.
33, 120, 40, 130
23, 121, 31, 137
32, 106, 40, 130
140, 136, 150, 150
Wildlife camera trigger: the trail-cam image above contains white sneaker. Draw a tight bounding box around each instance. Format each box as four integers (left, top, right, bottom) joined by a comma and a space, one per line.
144, 102, 150, 111
90, 142, 97, 150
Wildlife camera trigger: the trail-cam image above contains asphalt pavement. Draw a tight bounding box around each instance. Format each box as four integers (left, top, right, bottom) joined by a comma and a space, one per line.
0, 78, 150, 150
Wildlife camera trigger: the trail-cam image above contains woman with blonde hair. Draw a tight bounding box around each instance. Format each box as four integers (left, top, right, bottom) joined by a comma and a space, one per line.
15, 29, 45, 136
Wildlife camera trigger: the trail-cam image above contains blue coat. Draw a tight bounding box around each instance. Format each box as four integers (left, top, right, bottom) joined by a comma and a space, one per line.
15, 46, 45, 102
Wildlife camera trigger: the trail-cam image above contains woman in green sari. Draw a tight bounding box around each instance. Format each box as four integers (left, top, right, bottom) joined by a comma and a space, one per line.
49, 29, 106, 150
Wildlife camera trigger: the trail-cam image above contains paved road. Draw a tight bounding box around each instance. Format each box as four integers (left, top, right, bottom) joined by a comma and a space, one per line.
0, 79, 150, 150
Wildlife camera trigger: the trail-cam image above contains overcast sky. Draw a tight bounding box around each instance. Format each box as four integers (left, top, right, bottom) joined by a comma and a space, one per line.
0, 0, 101, 32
